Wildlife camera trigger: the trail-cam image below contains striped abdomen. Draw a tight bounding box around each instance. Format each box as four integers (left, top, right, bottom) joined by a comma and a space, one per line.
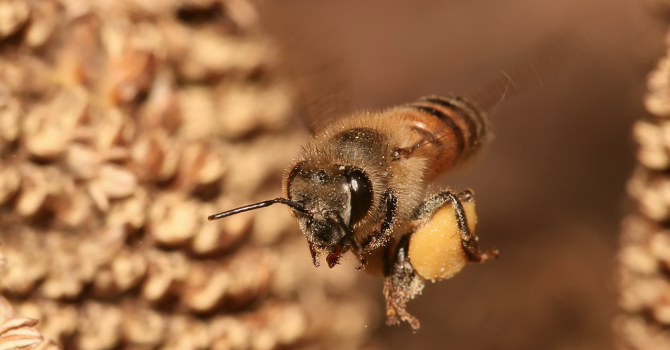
392, 95, 490, 181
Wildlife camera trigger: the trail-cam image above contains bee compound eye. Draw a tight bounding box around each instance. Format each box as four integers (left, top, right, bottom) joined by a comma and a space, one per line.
343, 167, 372, 225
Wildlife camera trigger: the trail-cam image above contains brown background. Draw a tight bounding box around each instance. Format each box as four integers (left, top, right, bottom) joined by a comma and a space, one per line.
260, 1, 665, 349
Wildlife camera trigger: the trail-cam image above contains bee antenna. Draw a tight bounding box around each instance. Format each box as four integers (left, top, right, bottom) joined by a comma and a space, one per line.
207, 198, 307, 221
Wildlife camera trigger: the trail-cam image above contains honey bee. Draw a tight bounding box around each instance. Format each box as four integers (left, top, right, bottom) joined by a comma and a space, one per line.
208, 92, 501, 329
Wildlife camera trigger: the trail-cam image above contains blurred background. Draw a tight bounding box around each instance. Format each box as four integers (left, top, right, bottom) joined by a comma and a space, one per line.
0, 0, 665, 349
260, 0, 665, 349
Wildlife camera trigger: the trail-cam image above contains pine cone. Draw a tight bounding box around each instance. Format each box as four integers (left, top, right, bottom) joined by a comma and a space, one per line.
616, 29, 670, 350
0, 1, 376, 349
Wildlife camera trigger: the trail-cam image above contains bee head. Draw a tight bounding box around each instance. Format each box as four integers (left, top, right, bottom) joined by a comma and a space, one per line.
207, 160, 373, 269
285, 161, 373, 268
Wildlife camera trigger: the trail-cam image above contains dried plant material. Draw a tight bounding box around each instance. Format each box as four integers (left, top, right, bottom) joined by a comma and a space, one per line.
223, 0, 259, 31
161, 315, 209, 350
620, 245, 658, 275
38, 227, 125, 299
138, 71, 180, 133
0, 0, 376, 348
0, 252, 47, 350
650, 231, 670, 264
209, 316, 251, 350
0, 165, 20, 205
23, 0, 57, 48
157, 141, 180, 182
646, 54, 670, 117
41, 236, 86, 300
191, 214, 225, 255
173, 141, 226, 193
148, 192, 200, 246
58, 0, 91, 22
64, 144, 101, 180
142, 250, 190, 303
131, 131, 167, 182
91, 108, 129, 152
22, 92, 88, 160
31, 339, 60, 350
106, 189, 148, 230
177, 86, 217, 140
617, 216, 670, 349
209, 302, 308, 350
120, 305, 165, 346
182, 250, 275, 313
56, 190, 93, 229
618, 26, 670, 349
194, 143, 227, 187
109, 1, 169, 27
31, 302, 77, 344
103, 49, 156, 106
0, 94, 21, 147
0, 233, 48, 296
15, 166, 52, 217
94, 164, 138, 199
182, 262, 231, 312
224, 249, 274, 306
0, 58, 50, 95
157, 19, 191, 64
176, 34, 273, 81
0, 298, 13, 325
633, 121, 670, 170
110, 248, 147, 292
627, 167, 670, 221
77, 302, 122, 350
264, 303, 307, 346
22, 107, 70, 161
0, 316, 43, 350
78, 226, 127, 282
215, 84, 293, 139
86, 181, 110, 212
192, 202, 252, 255
0, 0, 30, 39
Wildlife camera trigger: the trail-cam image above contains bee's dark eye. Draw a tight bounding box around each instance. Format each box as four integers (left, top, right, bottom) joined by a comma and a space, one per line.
344, 167, 372, 225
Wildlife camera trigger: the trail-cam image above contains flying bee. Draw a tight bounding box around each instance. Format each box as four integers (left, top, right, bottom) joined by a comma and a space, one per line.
208, 92, 501, 329
207, 40, 564, 327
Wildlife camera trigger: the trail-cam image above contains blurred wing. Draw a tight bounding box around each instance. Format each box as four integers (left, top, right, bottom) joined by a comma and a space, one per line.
273, 32, 353, 134
466, 36, 575, 111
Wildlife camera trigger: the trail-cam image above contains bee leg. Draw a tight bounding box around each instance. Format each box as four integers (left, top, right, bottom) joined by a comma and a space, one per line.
456, 188, 474, 202
392, 129, 438, 161
360, 189, 398, 253
353, 242, 368, 270
415, 189, 498, 263
450, 190, 498, 262
383, 234, 424, 330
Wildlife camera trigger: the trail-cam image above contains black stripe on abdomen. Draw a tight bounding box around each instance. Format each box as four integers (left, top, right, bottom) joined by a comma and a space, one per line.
420, 95, 484, 156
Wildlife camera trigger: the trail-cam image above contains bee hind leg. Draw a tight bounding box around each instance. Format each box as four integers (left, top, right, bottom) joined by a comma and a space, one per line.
415, 189, 498, 263
383, 234, 424, 330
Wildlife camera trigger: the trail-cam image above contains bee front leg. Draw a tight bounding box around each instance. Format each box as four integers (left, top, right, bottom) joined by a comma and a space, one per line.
383, 234, 424, 330
362, 189, 398, 251
415, 189, 498, 263
356, 190, 398, 269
